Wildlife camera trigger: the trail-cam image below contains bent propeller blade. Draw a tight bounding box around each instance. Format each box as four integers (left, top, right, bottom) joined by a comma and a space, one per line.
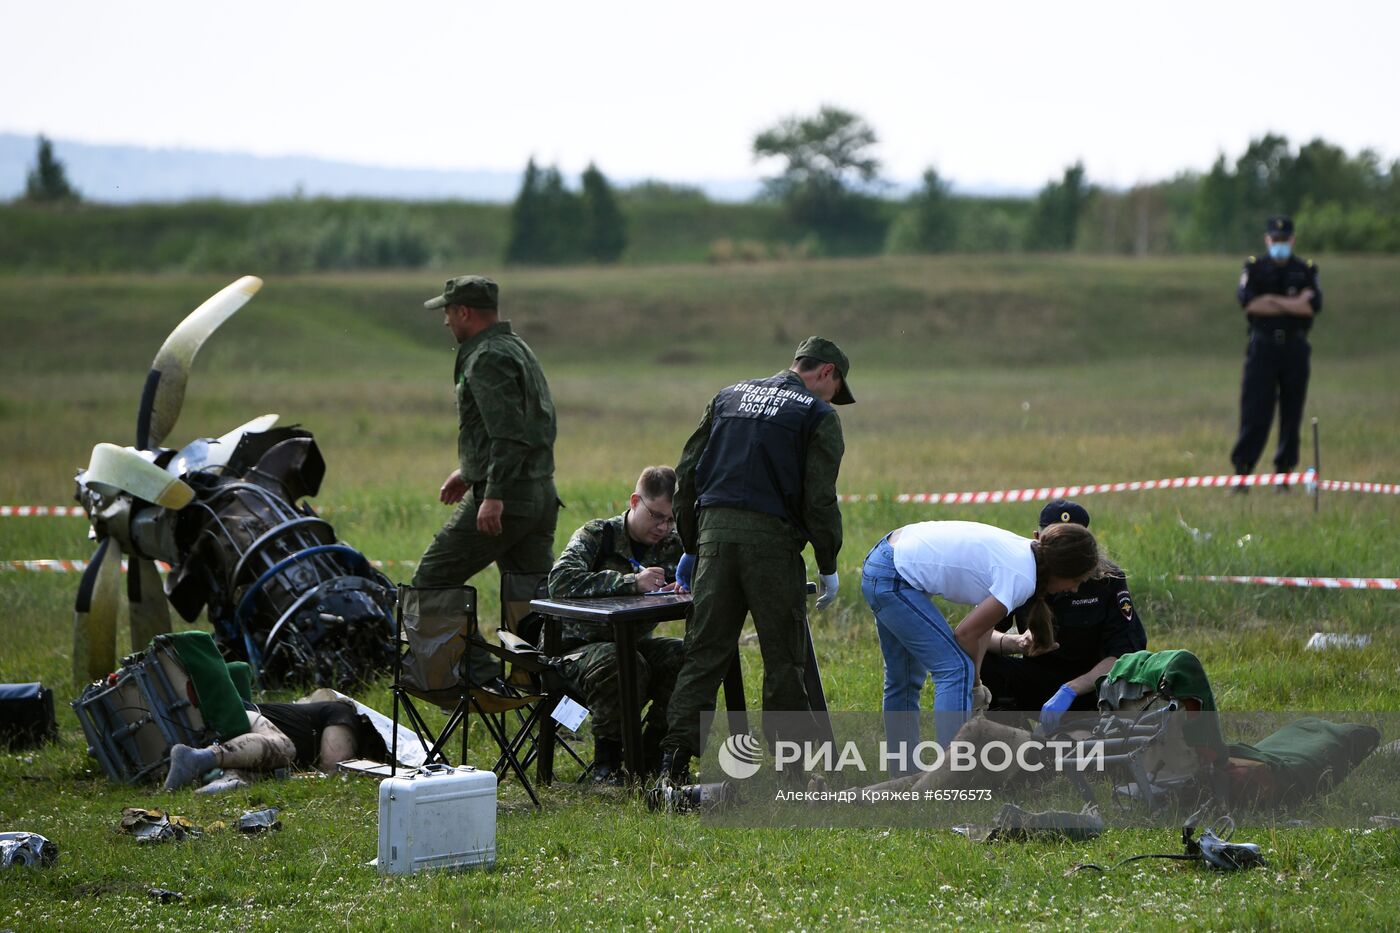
87, 443, 195, 509
136, 275, 263, 449
127, 557, 172, 651
72, 538, 122, 686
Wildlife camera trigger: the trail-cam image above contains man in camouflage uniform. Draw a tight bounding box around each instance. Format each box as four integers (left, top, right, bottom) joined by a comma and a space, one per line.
414, 275, 559, 683
658, 337, 853, 786
547, 466, 685, 782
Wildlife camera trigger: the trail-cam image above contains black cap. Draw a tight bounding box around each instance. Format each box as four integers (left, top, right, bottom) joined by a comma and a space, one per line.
1266, 216, 1294, 239
1039, 498, 1090, 529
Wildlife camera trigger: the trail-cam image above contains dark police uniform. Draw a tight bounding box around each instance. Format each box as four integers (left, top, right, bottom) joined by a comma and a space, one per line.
1230, 244, 1322, 477
414, 277, 559, 683
982, 568, 1147, 711
662, 340, 850, 765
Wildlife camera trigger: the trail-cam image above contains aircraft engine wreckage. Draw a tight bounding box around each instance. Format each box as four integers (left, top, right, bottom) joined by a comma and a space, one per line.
72, 276, 395, 689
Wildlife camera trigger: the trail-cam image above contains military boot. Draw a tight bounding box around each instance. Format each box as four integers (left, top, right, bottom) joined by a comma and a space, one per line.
645, 748, 693, 813
590, 737, 624, 786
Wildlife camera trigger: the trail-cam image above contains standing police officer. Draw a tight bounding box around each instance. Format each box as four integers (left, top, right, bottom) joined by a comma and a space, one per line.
657, 337, 853, 787
1230, 216, 1322, 491
413, 275, 560, 683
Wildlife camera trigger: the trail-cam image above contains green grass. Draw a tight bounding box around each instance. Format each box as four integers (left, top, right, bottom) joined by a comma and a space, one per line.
2, 256, 1399, 930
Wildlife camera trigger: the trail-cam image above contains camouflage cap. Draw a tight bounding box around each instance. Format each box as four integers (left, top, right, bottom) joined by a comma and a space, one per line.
424, 274, 499, 310
794, 336, 854, 405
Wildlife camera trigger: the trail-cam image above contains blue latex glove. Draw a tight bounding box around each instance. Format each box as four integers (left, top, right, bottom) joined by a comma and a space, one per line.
815, 572, 840, 610
676, 553, 696, 592
1039, 684, 1078, 732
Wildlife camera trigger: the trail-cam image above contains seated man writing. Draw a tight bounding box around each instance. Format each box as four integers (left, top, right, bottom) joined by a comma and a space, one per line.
547, 465, 685, 783
980, 499, 1148, 730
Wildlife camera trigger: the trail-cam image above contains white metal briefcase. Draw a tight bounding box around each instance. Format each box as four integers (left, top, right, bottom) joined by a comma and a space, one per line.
377, 763, 497, 875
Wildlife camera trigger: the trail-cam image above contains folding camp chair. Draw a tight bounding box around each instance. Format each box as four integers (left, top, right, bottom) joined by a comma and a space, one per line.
497, 571, 592, 784
389, 583, 564, 807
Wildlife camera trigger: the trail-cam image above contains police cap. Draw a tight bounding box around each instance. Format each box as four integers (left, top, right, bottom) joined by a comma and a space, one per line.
794, 336, 855, 405
424, 275, 499, 310
1039, 498, 1091, 529
1266, 216, 1294, 239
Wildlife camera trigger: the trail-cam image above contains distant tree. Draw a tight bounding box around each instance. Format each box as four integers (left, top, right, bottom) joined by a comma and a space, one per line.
907, 168, 959, 252
536, 165, 583, 263
580, 163, 627, 262
753, 105, 887, 253
505, 158, 547, 264
1288, 138, 1378, 210
1234, 133, 1294, 224
23, 135, 80, 203
1026, 162, 1093, 250
1191, 154, 1242, 252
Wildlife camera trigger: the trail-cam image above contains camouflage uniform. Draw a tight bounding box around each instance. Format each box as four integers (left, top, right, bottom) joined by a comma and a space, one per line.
413, 320, 559, 681
547, 513, 685, 748
663, 367, 846, 759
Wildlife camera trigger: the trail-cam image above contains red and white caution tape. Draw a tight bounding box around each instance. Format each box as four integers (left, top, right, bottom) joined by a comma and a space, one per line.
5, 559, 108, 573
0, 506, 86, 517
1178, 574, 1399, 590
894, 472, 1309, 505
7, 473, 1398, 517
1317, 480, 1399, 495
3, 558, 417, 574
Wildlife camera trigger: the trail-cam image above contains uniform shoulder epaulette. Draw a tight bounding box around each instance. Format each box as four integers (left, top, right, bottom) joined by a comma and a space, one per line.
1308, 259, 1316, 268
1246, 255, 1256, 264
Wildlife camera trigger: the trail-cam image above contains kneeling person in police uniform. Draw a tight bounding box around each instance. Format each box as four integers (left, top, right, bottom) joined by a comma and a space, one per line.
980, 500, 1147, 730
547, 466, 685, 783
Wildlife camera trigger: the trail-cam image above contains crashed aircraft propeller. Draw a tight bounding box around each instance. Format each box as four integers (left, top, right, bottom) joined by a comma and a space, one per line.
72, 276, 395, 689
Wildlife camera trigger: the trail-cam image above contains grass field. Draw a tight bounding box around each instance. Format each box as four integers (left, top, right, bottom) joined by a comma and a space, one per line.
1, 255, 1398, 930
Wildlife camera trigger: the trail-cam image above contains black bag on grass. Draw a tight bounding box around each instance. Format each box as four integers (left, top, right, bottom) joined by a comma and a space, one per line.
0, 683, 58, 750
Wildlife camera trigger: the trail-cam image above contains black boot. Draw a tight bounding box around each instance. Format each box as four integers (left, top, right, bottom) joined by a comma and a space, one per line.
646, 748, 693, 812
661, 747, 691, 783
591, 737, 624, 786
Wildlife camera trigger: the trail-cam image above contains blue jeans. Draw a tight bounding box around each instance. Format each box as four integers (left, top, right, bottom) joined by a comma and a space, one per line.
861, 536, 973, 757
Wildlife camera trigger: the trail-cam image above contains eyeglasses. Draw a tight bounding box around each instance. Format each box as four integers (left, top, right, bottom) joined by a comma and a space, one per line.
640, 500, 676, 528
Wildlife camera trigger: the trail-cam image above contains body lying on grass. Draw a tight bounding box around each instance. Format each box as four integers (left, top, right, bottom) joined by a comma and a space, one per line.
164, 698, 386, 793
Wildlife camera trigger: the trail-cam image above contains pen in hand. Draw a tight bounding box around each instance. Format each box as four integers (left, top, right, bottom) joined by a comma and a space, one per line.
629, 557, 679, 594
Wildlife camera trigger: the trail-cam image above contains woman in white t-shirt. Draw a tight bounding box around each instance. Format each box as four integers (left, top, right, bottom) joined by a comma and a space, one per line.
860, 520, 1104, 753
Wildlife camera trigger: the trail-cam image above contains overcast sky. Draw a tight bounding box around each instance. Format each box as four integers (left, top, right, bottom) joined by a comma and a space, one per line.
4, 0, 1396, 191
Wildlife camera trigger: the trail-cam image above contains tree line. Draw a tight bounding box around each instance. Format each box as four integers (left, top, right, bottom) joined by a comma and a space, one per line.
10, 117, 1400, 272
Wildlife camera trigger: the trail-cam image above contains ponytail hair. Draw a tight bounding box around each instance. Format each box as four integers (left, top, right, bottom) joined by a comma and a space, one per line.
1023, 523, 1109, 651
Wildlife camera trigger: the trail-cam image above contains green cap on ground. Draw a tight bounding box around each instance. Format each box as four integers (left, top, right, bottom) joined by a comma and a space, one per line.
794, 336, 855, 405
424, 275, 499, 310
